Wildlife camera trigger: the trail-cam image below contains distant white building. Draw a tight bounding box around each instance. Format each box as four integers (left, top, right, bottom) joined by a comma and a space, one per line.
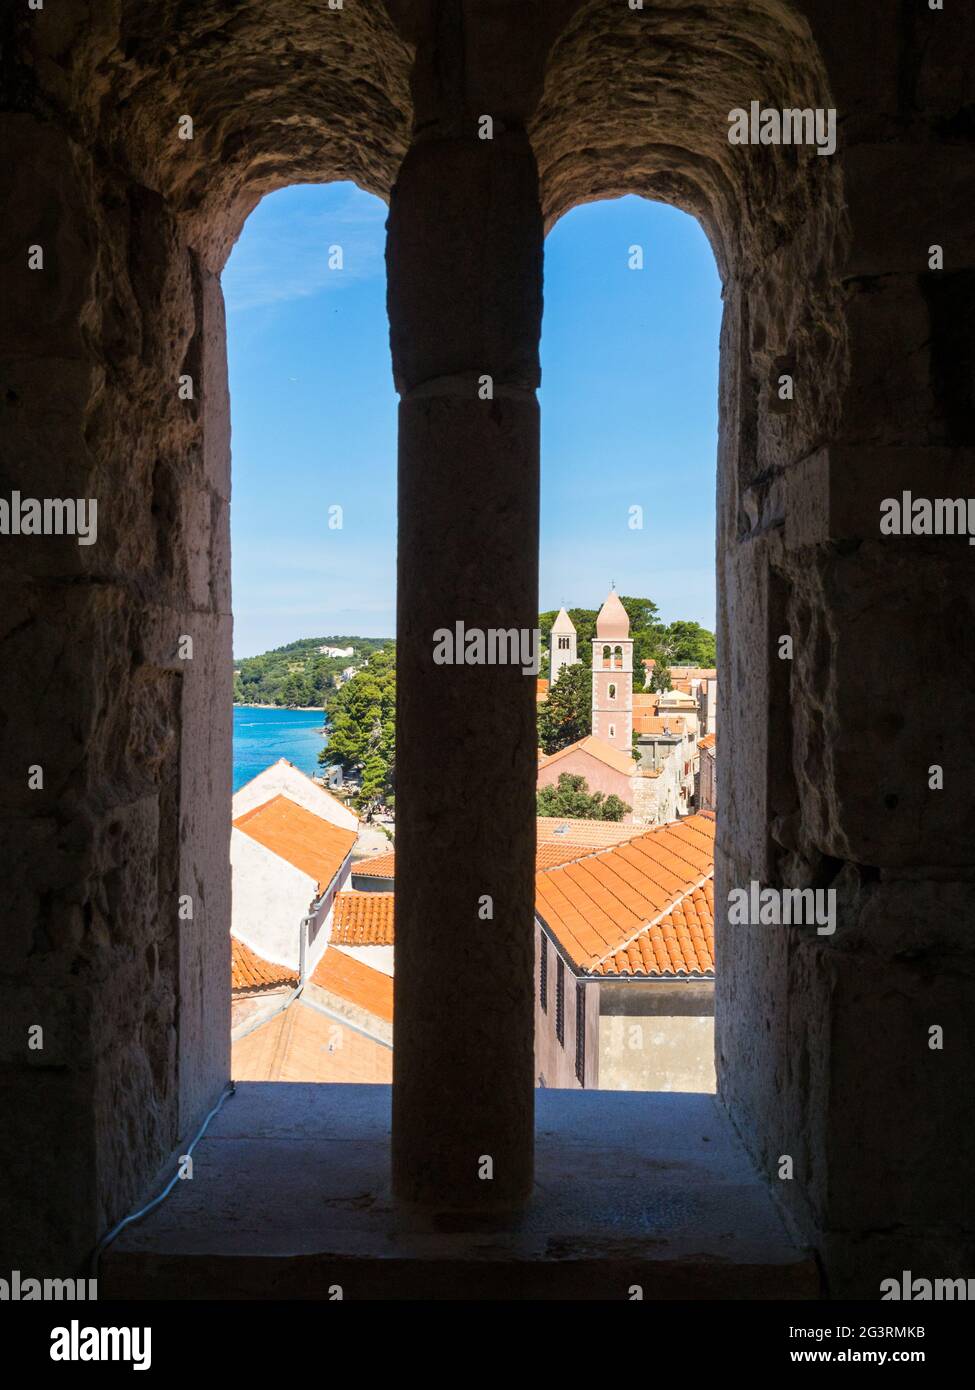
231, 760, 358, 975
340, 665, 358, 682
318, 644, 354, 658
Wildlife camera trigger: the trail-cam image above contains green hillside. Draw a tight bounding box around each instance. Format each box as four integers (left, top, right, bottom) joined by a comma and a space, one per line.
233, 636, 391, 707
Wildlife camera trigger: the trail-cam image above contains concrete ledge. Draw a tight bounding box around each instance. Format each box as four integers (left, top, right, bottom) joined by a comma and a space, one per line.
102, 1085, 819, 1300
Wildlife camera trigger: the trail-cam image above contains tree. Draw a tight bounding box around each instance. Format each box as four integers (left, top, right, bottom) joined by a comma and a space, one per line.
536, 772, 631, 821
319, 646, 396, 811
538, 662, 591, 754
281, 672, 308, 707
653, 620, 716, 668
648, 661, 672, 693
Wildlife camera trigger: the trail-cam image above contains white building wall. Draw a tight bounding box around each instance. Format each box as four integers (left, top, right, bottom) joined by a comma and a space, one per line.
231, 832, 352, 973
232, 758, 358, 831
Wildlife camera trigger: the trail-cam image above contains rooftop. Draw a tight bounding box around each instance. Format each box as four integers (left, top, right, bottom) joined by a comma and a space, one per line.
231, 937, 296, 994
538, 734, 636, 778
331, 891, 395, 946
535, 812, 715, 975
536, 816, 643, 848
312, 948, 394, 1023
598, 880, 714, 977
352, 850, 396, 880
351, 837, 605, 881
233, 793, 357, 892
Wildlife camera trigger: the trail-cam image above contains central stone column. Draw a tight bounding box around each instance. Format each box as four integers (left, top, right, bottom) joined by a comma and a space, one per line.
387, 130, 543, 1215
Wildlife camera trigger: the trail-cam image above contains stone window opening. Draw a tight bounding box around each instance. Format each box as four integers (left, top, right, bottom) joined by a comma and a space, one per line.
9, 0, 965, 1304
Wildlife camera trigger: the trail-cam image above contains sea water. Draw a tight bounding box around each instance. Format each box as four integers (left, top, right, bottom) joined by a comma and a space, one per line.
232, 706, 328, 793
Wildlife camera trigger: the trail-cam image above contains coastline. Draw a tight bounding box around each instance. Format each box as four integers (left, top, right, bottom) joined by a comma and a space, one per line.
234, 703, 326, 713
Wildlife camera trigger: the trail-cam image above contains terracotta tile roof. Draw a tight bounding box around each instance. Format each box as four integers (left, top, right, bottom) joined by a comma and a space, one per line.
331, 891, 395, 945
537, 734, 636, 777
536, 678, 550, 700
634, 713, 686, 735
699, 733, 716, 750
348, 838, 600, 880
231, 936, 296, 994
312, 947, 394, 1022
233, 1001, 392, 1083
643, 662, 717, 681
352, 850, 396, 879
536, 816, 644, 848
536, 841, 600, 870
534, 811, 716, 975
233, 793, 356, 891
598, 881, 714, 977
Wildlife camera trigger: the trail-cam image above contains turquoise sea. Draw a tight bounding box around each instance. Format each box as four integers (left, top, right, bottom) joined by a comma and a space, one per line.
232, 706, 329, 793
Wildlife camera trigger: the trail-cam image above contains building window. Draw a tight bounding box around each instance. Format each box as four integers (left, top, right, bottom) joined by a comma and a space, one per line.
608, 723, 615, 738
608, 683, 616, 699
575, 983, 586, 1085
539, 931, 548, 1012
555, 956, 565, 1047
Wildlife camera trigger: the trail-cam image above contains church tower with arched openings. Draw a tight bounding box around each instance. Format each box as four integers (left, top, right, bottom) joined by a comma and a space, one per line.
591, 589, 633, 754
549, 607, 578, 684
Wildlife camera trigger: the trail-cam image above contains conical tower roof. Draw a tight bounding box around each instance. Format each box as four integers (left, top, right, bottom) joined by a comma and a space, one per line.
595, 589, 630, 639
551, 606, 576, 634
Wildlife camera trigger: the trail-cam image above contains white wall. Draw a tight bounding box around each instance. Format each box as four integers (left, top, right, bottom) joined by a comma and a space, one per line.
332, 943, 395, 976
231, 829, 315, 971
232, 758, 358, 832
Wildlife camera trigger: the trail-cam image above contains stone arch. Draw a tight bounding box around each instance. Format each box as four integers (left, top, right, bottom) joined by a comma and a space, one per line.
2, 0, 412, 1270
74, 1, 413, 271
528, 0, 854, 1269
6, 0, 972, 1296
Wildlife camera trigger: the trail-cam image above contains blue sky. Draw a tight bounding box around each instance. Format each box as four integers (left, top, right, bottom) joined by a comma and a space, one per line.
225, 183, 721, 658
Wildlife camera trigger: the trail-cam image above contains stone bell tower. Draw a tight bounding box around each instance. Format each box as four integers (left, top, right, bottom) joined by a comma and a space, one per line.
549, 606, 578, 684
591, 589, 632, 754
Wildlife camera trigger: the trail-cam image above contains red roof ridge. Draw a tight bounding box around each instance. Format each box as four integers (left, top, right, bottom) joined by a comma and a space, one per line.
587, 868, 714, 973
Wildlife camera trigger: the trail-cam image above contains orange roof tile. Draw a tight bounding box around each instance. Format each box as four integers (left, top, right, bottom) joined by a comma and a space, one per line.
643, 662, 717, 681
536, 816, 644, 848
537, 734, 636, 777
634, 713, 686, 735
534, 812, 715, 975
312, 814, 715, 980
331, 891, 395, 945
536, 678, 550, 701
597, 881, 714, 977
233, 794, 356, 892
536, 841, 600, 870
349, 838, 603, 880
311, 948, 394, 1022
699, 733, 716, 751
353, 850, 396, 879
231, 936, 296, 993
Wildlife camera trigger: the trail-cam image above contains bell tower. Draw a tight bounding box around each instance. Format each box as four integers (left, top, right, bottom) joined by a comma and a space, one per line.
591, 589, 632, 753
549, 607, 578, 684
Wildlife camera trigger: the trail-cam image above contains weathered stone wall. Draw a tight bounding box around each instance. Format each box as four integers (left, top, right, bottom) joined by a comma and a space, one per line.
0, 0, 411, 1273
527, 0, 974, 1293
